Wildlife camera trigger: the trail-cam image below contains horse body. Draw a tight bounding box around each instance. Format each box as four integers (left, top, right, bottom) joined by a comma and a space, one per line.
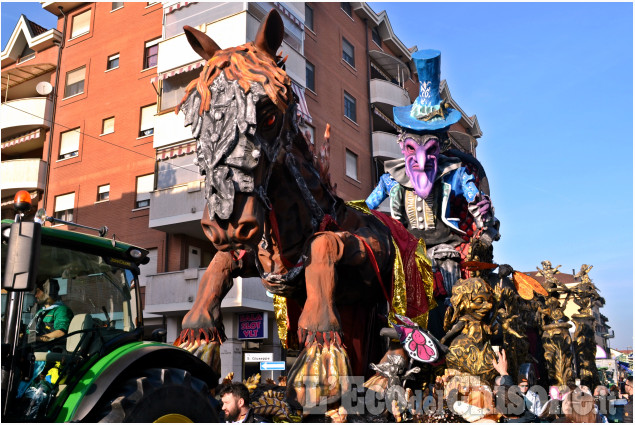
177, 11, 426, 406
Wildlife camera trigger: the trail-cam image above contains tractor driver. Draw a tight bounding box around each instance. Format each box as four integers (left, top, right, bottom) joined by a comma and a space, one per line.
29, 279, 73, 342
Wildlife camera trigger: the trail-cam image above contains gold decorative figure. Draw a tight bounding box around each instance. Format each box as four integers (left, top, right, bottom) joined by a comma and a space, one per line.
495, 285, 529, 380
441, 277, 497, 384
536, 261, 575, 388
570, 264, 602, 388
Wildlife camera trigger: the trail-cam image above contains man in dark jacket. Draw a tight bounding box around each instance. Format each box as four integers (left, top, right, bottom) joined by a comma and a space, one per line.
219, 382, 267, 423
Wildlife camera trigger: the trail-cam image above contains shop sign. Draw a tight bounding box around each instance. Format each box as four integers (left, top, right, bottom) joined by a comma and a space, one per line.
238, 312, 268, 339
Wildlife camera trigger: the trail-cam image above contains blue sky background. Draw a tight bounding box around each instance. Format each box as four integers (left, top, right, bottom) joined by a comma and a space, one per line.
2, 2, 633, 349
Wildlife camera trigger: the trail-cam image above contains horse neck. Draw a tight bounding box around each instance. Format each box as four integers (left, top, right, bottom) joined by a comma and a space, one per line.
265, 142, 340, 256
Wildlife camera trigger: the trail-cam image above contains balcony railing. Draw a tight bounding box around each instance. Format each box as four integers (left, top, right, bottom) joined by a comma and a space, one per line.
0, 158, 47, 196
372, 131, 402, 160
370, 79, 410, 108
148, 181, 206, 237
0, 97, 53, 138
153, 111, 195, 149
144, 268, 272, 315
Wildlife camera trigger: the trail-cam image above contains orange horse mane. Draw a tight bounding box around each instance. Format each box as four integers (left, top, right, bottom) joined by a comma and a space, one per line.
177, 42, 291, 117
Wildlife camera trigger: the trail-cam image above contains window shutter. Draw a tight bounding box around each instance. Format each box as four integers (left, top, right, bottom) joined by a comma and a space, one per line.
102, 117, 115, 134
140, 105, 156, 132
136, 174, 154, 201
54, 193, 75, 212
66, 67, 86, 86
71, 10, 91, 38
60, 129, 80, 155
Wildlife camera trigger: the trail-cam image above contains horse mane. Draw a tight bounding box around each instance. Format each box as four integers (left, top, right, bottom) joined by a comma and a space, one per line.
177, 39, 338, 200
177, 42, 291, 116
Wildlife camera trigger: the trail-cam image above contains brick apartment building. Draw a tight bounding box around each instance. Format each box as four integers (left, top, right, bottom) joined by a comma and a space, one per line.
1, 1, 482, 380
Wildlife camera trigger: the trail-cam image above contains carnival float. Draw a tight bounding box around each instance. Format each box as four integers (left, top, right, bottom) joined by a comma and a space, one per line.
174, 11, 609, 422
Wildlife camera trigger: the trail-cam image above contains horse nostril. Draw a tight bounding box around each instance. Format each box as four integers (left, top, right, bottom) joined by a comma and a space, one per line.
234, 221, 259, 242
204, 221, 229, 248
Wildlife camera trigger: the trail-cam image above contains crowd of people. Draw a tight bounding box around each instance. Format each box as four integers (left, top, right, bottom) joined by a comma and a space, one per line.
214, 358, 633, 423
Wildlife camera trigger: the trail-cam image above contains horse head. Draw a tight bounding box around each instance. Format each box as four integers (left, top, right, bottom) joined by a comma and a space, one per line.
178, 10, 298, 253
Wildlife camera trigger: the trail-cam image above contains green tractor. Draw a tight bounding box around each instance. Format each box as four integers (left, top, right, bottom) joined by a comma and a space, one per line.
1, 191, 220, 422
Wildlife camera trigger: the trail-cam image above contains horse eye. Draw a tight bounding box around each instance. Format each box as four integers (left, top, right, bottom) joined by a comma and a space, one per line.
265, 115, 276, 127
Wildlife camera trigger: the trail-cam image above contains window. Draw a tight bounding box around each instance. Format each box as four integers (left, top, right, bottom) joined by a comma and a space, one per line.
70, 10, 91, 39
305, 4, 314, 31
54, 193, 75, 222
306, 61, 315, 92
111, 2, 123, 10
136, 174, 154, 208
372, 27, 381, 46
97, 184, 110, 202
59, 128, 80, 159
342, 38, 355, 67
345, 149, 358, 180
64, 66, 86, 98
341, 2, 352, 17
143, 38, 159, 69
344, 92, 356, 122
159, 69, 200, 112
139, 104, 156, 137
102, 117, 115, 134
107, 53, 119, 70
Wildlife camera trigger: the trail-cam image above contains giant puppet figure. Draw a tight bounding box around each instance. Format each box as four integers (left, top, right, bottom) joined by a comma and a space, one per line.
176, 11, 440, 408
366, 50, 499, 338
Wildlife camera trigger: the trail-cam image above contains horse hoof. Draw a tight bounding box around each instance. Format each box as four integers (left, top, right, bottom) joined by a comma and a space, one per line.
286, 331, 352, 408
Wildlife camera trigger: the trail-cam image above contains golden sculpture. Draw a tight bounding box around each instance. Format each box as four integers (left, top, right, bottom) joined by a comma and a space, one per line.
571, 264, 602, 388
495, 285, 530, 380
536, 261, 575, 388
441, 277, 497, 384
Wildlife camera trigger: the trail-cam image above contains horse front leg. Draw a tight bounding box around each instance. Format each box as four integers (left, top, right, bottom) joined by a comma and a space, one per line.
288, 232, 354, 408
179, 250, 247, 347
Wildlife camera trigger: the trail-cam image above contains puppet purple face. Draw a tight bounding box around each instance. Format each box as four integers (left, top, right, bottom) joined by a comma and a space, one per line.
399, 133, 440, 199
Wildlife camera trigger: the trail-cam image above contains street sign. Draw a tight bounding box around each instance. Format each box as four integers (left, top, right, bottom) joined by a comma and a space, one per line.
260, 361, 286, 371
245, 352, 273, 363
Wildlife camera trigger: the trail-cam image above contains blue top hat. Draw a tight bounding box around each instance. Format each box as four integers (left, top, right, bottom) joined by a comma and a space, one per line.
393, 50, 461, 132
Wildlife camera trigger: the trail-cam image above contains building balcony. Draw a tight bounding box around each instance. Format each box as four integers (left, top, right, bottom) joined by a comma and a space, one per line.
153, 111, 195, 150
372, 131, 401, 160
0, 158, 47, 198
148, 181, 207, 239
370, 79, 410, 112
144, 268, 273, 316
0, 97, 53, 139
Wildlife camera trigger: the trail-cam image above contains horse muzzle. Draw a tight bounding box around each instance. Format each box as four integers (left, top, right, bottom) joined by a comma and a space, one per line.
202, 193, 265, 251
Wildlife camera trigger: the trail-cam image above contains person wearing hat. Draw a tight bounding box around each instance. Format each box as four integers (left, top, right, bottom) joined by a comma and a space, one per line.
365, 50, 498, 338
28, 279, 73, 342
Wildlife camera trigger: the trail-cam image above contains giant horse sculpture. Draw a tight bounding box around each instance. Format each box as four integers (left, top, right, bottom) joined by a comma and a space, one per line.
176, 11, 436, 406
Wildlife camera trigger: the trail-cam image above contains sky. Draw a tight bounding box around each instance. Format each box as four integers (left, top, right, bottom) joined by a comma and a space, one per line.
1, 2, 633, 350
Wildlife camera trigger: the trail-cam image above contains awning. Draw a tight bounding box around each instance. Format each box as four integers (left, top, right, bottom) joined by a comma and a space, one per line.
1, 63, 56, 93
369, 50, 410, 82
156, 141, 196, 161
150, 60, 206, 84
372, 105, 400, 132
291, 82, 312, 124
273, 2, 303, 30
165, 2, 191, 15
1, 128, 41, 150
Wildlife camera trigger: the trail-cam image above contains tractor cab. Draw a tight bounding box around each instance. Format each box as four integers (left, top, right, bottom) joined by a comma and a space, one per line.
1, 191, 219, 423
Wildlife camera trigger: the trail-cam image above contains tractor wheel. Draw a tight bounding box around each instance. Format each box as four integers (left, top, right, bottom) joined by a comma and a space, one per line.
93, 368, 219, 423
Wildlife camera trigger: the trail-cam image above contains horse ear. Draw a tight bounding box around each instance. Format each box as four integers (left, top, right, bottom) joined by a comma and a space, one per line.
254, 10, 284, 57
183, 25, 220, 60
